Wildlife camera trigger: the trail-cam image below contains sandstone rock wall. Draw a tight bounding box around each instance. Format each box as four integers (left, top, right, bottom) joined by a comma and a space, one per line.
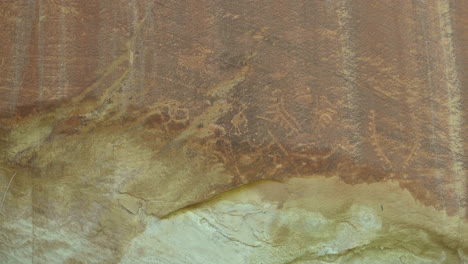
0, 1, 466, 263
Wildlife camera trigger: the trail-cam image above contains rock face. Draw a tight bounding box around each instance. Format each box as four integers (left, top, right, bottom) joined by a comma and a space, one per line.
0, 0, 466, 263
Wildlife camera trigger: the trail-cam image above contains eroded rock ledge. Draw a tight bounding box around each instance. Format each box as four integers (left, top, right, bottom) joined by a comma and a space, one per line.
122, 177, 467, 264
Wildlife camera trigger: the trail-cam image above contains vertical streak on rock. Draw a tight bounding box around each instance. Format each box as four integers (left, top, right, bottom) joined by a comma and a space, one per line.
97, 1, 119, 97
136, 8, 147, 106
143, 10, 154, 105
415, 1, 445, 180
32, 4, 42, 257
37, 0, 45, 106
32, 0, 39, 250
97, 0, 104, 70
418, 1, 449, 209
437, 0, 466, 220
96, 1, 108, 96
58, 0, 67, 98
127, 0, 138, 108
8, 0, 36, 115
337, 0, 361, 159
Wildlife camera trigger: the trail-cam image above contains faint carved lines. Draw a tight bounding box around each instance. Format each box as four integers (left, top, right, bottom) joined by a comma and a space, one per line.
257, 97, 300, 134
231, 106, 248, 136
311, 95, 338, 133
79, 68, 131, 124
0, 172, 17, 212
73, 3, 153, 107
402, 143, 419, 169
267, 129, 288, 156
154, 75, 198, 90
72, 50, 130, 105
291, 146, 339, 161
165, 100, 190, 123
368, 110, 393, 169
368, 110, 420, 170
161, 65, 250, 150
208, 65, 250, 99
210, 125, 244, 182
136, 100, 190, 130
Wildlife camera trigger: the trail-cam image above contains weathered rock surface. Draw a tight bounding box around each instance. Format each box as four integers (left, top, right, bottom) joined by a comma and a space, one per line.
0, 0, 466, 263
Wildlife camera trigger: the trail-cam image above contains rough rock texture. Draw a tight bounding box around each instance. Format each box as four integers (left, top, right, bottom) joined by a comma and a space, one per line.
0, 0, 466, 263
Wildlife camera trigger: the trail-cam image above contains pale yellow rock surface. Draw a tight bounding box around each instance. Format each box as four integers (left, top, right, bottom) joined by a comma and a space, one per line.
119, 177, 467, 264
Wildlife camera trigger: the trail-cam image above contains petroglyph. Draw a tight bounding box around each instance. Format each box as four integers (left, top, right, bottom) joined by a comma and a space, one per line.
368, 110, 420, 170
258, 96, 301, 135
311, 95, 339, 133
231, 106, 248, 136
